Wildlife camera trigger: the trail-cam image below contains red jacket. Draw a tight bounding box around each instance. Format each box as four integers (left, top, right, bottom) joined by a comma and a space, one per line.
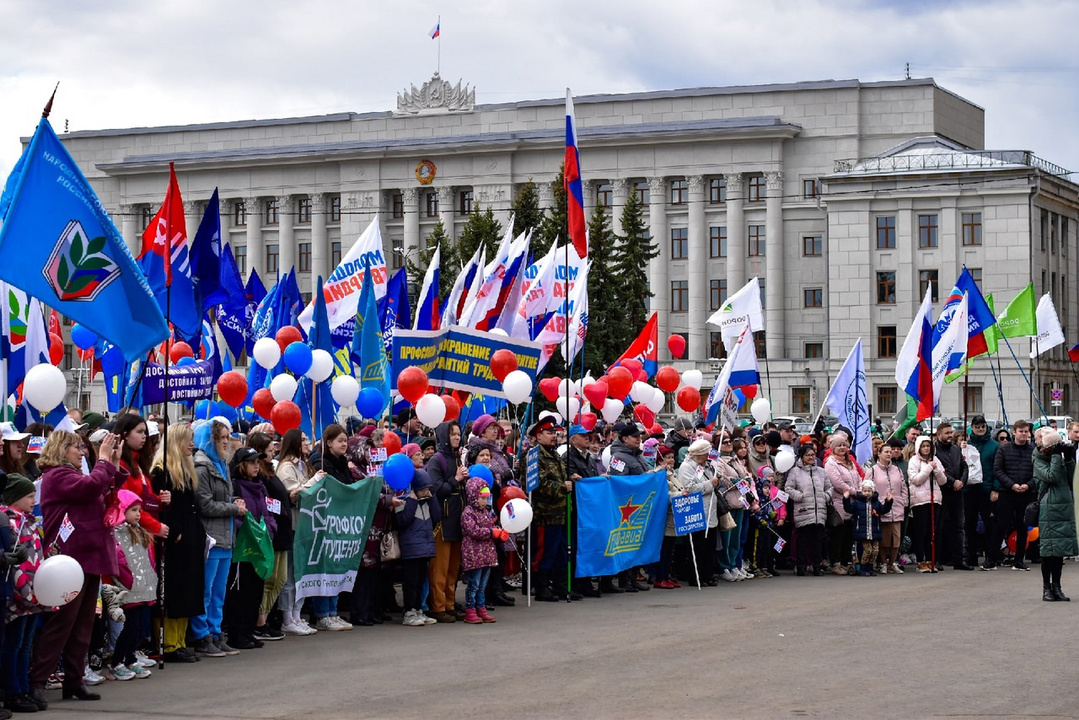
40, 460, 128, 577
119, 462, 163, 536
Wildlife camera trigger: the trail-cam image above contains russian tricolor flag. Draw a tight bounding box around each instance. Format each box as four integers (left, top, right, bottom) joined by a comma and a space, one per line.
895, 288, 935, 422
429, 23, 440, 39
414, 245, 441, 331
564, 89, 588, 259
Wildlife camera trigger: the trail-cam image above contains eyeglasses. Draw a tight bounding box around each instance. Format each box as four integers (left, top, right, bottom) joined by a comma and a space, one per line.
720, 438, 732, 444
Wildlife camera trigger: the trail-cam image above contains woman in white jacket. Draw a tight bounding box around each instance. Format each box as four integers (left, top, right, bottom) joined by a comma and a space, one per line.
907, 435, 947, 573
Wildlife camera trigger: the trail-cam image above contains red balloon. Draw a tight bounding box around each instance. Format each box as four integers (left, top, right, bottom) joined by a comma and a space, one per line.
275, 326, 303, 353
650, 423, 664, 436
634, 368, 648, 383
382, 431, 402, 456
217, 371, 249, 408
490, 349, 518, 383
252, 388, 276, 419
633, 404, 655, 427
620, 359, 643, 376
497, 485, 528, 513
655, 366, 680, 393
579, 412, 598, 431
270, 401, 301, 435
442, 395, 461, 422
539, 377, 561, 403
676, 386, 701, 413
668, 334, 686, 359
169, 341, 194, 364
607, 367, 633, 401
48, 332, 63, 366
397, 367, 429, 404
582, 381, 608, 408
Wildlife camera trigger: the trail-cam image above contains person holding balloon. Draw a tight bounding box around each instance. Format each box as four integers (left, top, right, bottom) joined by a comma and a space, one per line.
459, 474, 505, 624
426, 421, 469, 622
394, 459, 440, 627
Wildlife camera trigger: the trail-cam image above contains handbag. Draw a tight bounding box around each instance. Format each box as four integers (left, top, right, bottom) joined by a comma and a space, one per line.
1024, 500, 1040, 528
379, 529, 401, 562
718, 512, 736, 532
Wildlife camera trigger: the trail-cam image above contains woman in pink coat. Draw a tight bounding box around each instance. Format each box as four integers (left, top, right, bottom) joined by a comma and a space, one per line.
907, 435, 947, 573
866, 442, 909, 573
824, 433, 863, 575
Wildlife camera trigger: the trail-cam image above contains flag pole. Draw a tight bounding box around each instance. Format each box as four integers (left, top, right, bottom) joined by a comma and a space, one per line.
564, 236, 574, 602
989, 352, 1008, 428
1001, 334, 1049, 420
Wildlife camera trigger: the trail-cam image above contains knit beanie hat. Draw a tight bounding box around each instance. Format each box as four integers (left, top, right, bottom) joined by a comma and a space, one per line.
830, 432, 850, 449
117, 489, 142, 522
401, 443, 422, 458
0, 474, 35, 506
687, 439, 712, 457
860, 479, 876, 492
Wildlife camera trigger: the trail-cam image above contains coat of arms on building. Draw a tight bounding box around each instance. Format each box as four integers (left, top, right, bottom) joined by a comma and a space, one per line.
395, 73, 475, 116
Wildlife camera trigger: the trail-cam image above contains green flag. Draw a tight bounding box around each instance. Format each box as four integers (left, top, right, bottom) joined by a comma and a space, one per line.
995, 283, 1037, 339
293, 475, 383, 601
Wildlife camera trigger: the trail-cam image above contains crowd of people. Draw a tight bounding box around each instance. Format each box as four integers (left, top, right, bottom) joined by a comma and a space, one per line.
0, 404, 1073, 715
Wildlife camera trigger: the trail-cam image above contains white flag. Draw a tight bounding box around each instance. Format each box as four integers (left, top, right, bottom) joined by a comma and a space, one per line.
706, 276, 764, 349
1030, 293, 1064, 358
442, 246, 484, 329
823, 339, 871, 465
931, 292, 968, 411
297, 215, 387, 332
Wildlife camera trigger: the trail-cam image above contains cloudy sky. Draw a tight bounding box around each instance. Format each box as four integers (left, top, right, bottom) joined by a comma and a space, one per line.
1, 0, 1078, 182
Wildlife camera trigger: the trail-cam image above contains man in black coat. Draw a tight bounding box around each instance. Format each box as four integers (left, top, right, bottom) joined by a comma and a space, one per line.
934, 423, 972, 570
994, 420, 1036, 570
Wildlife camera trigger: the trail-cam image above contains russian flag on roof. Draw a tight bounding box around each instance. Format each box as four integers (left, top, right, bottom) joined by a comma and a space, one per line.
564, 89, 587, 259
428, 23, 440, 39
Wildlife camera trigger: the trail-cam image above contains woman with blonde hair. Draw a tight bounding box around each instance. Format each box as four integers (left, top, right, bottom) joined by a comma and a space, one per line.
275, 428, 319, 635
150, 423, 206, 663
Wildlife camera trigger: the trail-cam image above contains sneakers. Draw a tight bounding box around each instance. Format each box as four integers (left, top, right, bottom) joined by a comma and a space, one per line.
214, 635, 241, 656
83, 667, 105, 686
889, 563, 904, 574
282, 620, 315, 636
720, 569, 738, 582
253, 626, 285, 641
402, 610, 427, 626
134, 650, 157, 668
111, 664, 136, 681
653, 579, 677, 589
1013, 562, 1030, 571
317, 616, 353, 631
831, 565, 848, 576
194, 636, 226, 658
917, 562, 932, 573
131, 663, 152, 679
981, 562, 998, 571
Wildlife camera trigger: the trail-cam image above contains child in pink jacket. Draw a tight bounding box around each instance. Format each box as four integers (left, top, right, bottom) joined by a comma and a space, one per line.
459, 477, 506, 624
751, 466, 787, 577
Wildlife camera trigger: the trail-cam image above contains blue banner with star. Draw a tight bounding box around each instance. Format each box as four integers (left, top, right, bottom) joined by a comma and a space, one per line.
574, 470, 668, 578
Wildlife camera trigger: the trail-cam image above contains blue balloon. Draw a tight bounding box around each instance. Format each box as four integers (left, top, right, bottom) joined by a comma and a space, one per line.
383, 453, 415, 492
194, 399, 211, 420
100, 345, 124, 378
356, 387, 385, 419
468, 464, 494, 488
70, 324, 97, 351
176, 356, 196, 367
212, 401, 238, 422
283, 341, 313, 376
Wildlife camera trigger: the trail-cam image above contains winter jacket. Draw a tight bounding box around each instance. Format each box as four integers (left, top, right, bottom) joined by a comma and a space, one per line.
5, 507, 44, 617
843, 492, 893, 541
967, 432, 999, 493
785, 461, 831, 528
113, 526, 158, 606
119, 463, 163, 537
395, 470, 441, 560
714, 457, 749, 512
866, 462, 908, 522
1033, 450, 1079, 557
311, 450, 352, 486
194, 449, 243, 550
232, 472, 275, 540
262, 473, 294, 553
276, 457, 316, 526
962, 444, 983, 487
746, 446, 772, 479
678, 456, 719, 529
460, 477, 499, 571
533, 443, 568, 526
608, 439, 648, 476
428, 422, 466, 541
39, 460, 126, 577
995, 440, 1035, 496
467, 436, 513, 489
934, 439, 967, 492
908, 452, 946, 507
663, 467, 688, 537
565, 445, 596, 483
825, 455, 862, 520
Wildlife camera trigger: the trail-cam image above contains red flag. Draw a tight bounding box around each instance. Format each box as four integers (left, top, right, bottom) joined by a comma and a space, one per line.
139, 162, 187, 286
608, 312, 658, 378
48, 309, 61, 337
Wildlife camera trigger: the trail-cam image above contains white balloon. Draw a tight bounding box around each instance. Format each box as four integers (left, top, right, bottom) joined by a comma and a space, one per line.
23, 364, 67, 411
601, 445, 612, 471
646, 392, 666, 413
330, 375, 360, 407
306, 349, 334, 382
556, 378, 581, 400
253, 338, 282, 370
681, 369, 703, 390
751, 397, 772, 425
539, 410, 562, 426
500, 498, 534, 534
775, 449, 796, 473
489, 328, 509, 337
502, 370, 533, 405
555, 396, 581, 422
416, 394, 446, 427
269, 374, 298, 403
601, 398, 623, 424
630, 381, 654, 405
580, 373, 595, 389
33, 555, 84, 607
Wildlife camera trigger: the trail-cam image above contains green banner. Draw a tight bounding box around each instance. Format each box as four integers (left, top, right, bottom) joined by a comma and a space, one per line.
293, 475, 382, 601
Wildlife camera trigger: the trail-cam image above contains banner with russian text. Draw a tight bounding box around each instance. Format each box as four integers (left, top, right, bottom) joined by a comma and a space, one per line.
139, 360, 215, 404
574, 470, 668, 578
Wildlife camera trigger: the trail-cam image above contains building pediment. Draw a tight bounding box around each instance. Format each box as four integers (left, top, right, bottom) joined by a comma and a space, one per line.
395, 72, 475, 116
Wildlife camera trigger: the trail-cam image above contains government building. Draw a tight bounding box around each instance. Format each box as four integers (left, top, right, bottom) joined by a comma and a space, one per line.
55, 75, 1078, 422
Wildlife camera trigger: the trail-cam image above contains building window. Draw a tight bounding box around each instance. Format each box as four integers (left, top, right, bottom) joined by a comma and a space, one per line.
877, 386, 898, 415
265, 199, 279, 226
298, 243, 311, 272
709, 178, 726, 204
875, 216, 895, 249
804, 288, 823, 308
759, 278, 766, 309
301, 291, 312, 305
877, 325, 897, 358
919, 269, 939, 302
265, 244, 279, 275
877, 271, 896, 304
234, 245, 247, 274
140, 206, 155, 229
391, 247, 404, 270
1063, 217, 1069, 256
459, 190, 473, 215
710, 279, 728, 311
331, 242, 342, 266
918, 214, 938, 248
1041, 209, 1049, 251
748, 175, 765, 202
969, 267, 983, 290
670, 228, 688, 259
709, 226, 727, 258
392, 193, 404, 219
963, 385, 984, 415
961, 212, 982, 246
791, 387, 812, 415
329, 196, 341, 222
670, 179, 688, 205
748, 225, 766, 257
671, 281, 688, 312
805, 342, 823, 359
234, 201, 247, 227
1051, 212, 1059, 254
709, 332, 727, 359
297, 198, 312, 224
596, 183, 612, 208
803, 235, 822, 256
754, 331, 767, 359
425, 192, 439, 218
634, 181, 649, 205
802, 179, 819, 199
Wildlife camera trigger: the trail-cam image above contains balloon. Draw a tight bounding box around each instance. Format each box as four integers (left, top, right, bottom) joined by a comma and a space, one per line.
579, 411, 598, 431
100, 345, 124, 378
490, 349, 518, 383
70, 324, 97, 351
283, 341, 313, 376
169, 341, 194, 364
252, 388, 276, 419
502, 370, 533, 405
582, 380, 608, 408
45, 332, 63, 366
655, 366, 680, 393
650, 423, 664, 436
646, 391, 666, 414
306, 349, 334, 383
469, 464, 495, 488
557, 378, 580, 399
538, 377, 561, 403
416, 394, 446, 428
681, 369, 703, 390
176, 356, 196, 367
633, 367, 648, 383
676, 386, 701, 413
23, 364, 66, 411
33, 555, 84, 607
539, 410, 562, 427
270, 374, 298, 403
496, 485, 527, 513
397, 367, 428, 404
275, 326, 303, 353
555, 396, 581, 423
330, 375, 360, 407
601, 446, 612, 471
621, 359, 643, 377
215, 401, 238, 422
383, 453, 415, 492
1006, 531, 1017, 555
442, 395, 461, 422
630, 381, 654, 405
382, 431, 402, 456
500, 498, 534, 534
270, 401, 301, 435
668, 334, 686, 359
634, 404, 655, 427
607, 367, 633, 401
751, 397, 772, 425
357, 387, 385, 419
601, 398, 623, 424
217, 371, 248, 407
253, 338, 282, 370
774, 450, 796, 473
1028, 526, 1040, 543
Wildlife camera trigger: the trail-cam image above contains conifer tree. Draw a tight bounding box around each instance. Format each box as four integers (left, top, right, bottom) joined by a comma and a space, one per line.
582, 203, 621, 376
613, 190, 658, 332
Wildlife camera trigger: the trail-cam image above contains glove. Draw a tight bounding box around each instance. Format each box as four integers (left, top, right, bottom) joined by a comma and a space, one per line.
497, 528, 509, 542
2, 544, 28, 567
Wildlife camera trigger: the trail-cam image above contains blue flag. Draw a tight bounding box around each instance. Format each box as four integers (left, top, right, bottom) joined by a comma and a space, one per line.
296, 276, 338, 438
216, 244, 248, 360
573, 470, 668, 578
243, 269, 267, 356
191, 189, 225, 311
351, 267, 391, 418
377, 268, 411, 353
0, 118, 168, 361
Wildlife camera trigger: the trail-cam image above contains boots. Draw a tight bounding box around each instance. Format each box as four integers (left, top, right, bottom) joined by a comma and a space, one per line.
1052, 583, 1071, 601
599, 576, 624, 594
476, 607, 497, 623
534, 571, 558, 602
1043, 583, 1058, 602
463, 608, 482, 624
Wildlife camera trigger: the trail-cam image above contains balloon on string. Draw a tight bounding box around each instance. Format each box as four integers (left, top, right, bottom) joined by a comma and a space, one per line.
650, 423, 664, 436
176, 356, 196, 368
275, 326, 303, 353
676, 386, 701, 413
330, 375, 360, 407
23, 364, 67, 411
630, 381, 653, 405
468, 464, 495, 488
269, 374, 298, 403
681, 369, 703, 390
488, 328, 508, 337
252, 388, 276, 419
100, 345, 124, 378
496, 485, 527, 513
667, 334, 687, 359
601, 398, 623, 424
397, 367, 429, 404
655, 366, 680, 393
774, 450, 796, 473
620, 358, 643, 377
557, 378, 580, 399
383, 453, 415, 492
194, 399, 212, 420
253, 338, 282, 370
47, 333, 64, 366
751, 397, 771, 424
502, 370, 533, 405
70, 324, 97, 351
646, 391, 666, 414
490, 349, 518, 383
555, 395, 581, 422
356, 387, 385, 419
601, 445, 612, 471
416, 394, 446, 428
582, 380, 608, 408
442, 395, 461, 422
633, 404, 655, 427
307, 349, 334, 383
633, 367, 648, 383
270, 401, 301, 435
33, 555, 84, 607
500, 498, 534, 533
217, 371, 248, 408
538, 377, 561, 403
169, 341, 194, 364
382, 431, 402, 456
579, 411, 598, 431
283, 342, 313, 376
214, 400, 238, 422
607, 367, 633, 401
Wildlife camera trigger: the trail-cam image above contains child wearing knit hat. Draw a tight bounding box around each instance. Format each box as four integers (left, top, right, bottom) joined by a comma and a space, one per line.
1, 475, 45, 712
841, 479, 894, 576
